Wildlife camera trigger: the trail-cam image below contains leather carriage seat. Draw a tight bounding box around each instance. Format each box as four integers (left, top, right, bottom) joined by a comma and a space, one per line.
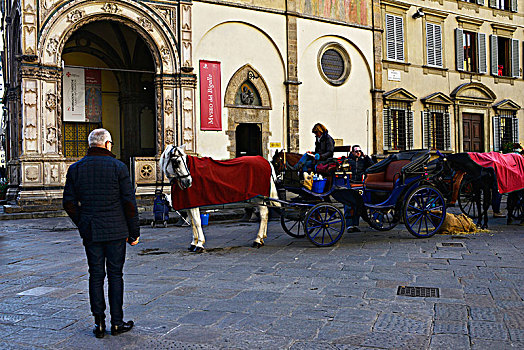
364, 160, 410, 191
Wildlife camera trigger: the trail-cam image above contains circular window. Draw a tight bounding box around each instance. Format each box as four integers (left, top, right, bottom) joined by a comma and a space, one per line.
318, 43, 350, 86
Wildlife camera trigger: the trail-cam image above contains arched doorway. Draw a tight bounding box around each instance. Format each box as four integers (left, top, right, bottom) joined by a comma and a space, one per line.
235, 123, 262, 157
61, 21, 156, 165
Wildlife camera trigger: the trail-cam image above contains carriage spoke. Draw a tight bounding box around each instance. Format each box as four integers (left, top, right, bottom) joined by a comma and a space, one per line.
424, 216, 429, 233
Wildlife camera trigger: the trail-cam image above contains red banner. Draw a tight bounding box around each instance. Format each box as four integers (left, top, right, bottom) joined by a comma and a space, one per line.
199, 61, 222, 131
85, 69, 102, 123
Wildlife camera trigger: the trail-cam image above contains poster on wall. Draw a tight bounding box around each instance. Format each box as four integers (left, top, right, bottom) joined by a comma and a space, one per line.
63, 67, 85, 122
199, 60, 222, 131
85, 69, 102, 123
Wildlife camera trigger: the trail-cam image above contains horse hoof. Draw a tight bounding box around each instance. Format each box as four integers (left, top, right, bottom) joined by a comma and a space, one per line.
192, 246, 204, 253
252, 241, 264, 248
188, 245, 196, 251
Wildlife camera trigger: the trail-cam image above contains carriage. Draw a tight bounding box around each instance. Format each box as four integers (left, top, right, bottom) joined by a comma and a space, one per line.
273, 149, 448, 247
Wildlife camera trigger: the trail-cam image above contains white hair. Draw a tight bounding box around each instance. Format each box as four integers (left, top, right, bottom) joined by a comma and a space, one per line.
88, 128, 112, 147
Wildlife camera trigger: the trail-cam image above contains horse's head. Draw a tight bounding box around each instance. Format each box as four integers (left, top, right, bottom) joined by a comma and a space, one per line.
160, 144, 192, 190
271, 150, 285, 174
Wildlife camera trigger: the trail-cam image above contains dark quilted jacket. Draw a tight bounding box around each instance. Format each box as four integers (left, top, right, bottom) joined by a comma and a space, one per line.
63, 147, 140, 242
314, 132, 335, 161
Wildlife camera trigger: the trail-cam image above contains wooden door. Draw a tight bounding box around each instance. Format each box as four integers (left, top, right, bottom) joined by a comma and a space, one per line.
462, 113, 484, 152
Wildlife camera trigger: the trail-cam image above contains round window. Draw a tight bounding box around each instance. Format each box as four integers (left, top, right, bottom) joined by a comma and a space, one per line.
318, 43, 350, 86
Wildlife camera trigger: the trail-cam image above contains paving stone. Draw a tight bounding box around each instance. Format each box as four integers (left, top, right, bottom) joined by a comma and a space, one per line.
430, 334, 470, 350
433, 320, 468, 334
469, 307, 498, 321
469, 320, 509, 340
360, 331, 430, 349
470, 339, 516, 350
373, 313, 431, 335
509, 328, 524, 342
435, 303, 468, 321
266, 317, 325, 340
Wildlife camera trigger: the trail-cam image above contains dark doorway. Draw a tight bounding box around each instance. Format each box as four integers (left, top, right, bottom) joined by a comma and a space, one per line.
236, 123, 262, 157
462, 113, 484, 152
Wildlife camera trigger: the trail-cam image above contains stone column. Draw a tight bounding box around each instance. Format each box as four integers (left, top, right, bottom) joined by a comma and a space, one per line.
285, 0, 300, 152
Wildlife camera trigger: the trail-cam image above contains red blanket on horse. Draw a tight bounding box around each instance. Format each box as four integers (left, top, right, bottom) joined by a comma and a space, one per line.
468, 152, 524, 193
170, 155, 271, 210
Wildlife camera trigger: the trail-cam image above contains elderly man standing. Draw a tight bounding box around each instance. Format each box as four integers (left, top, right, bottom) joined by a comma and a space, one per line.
63, 128, 140, 338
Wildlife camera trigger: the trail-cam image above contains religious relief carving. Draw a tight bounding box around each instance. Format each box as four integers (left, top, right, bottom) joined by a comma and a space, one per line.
165, 98, 174, 115
101, 3, 121, 14
138, 17, 153, 32
46, 37, 59, 57
160, 46, 170, 65
240, 86, 255, 105
45, 92, 57, 111
165, 127, 174, 144
25, 166, 39, 182
67, 9, 85, 23
46, 124, 57, 145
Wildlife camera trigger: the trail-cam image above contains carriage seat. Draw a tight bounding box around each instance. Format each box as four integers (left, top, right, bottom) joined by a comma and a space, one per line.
364, 160, 410, 191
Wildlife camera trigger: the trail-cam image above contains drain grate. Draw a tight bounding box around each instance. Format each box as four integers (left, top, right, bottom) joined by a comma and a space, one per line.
397, 286, 439, 298
441, 242, 464, 247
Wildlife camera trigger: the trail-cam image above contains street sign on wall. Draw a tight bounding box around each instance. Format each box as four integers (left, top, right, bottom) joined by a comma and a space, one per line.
199, 60, 222, 131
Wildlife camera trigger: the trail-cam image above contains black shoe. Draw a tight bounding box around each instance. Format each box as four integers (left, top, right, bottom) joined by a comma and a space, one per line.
347, 226, 361, 233
111, 321, 134, 335
93, 315, 106, 338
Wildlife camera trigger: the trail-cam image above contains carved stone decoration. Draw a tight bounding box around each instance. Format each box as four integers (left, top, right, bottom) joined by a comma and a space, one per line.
160, 46, 170, 65
165, 98, 174, 115
45, 92, 57, 111
50, 165, 59, 183
46, 124, 57, 145
165, 127, 174, 144
24, 126, 37, 140
67, 9, 85, 23
46, 37, 59, 57
134, 159, 157, 184
182, 5, 191, 30
101, 3, 121, 14
139, 164, 154, 180
138, 17, 153, 32
25, 166, 39, 182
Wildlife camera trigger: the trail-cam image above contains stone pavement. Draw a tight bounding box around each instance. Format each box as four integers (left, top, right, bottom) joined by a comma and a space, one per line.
0, 211, 523, 349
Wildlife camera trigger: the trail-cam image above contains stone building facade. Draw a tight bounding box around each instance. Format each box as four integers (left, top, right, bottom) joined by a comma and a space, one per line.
380, 0, 523, 153
2, 0, 382, 210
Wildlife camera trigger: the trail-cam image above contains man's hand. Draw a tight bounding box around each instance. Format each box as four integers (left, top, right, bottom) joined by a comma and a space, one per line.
127, 237, 140, 246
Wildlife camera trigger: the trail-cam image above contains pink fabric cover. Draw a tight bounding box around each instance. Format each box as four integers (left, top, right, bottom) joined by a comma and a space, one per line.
170, 155, 271, 210
468, 152, 524, 193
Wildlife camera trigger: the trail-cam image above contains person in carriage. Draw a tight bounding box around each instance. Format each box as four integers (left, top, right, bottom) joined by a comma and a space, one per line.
293, 123, 335, 172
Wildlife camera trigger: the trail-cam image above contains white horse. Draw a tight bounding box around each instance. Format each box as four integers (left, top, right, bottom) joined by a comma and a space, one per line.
160, 145, 280, 252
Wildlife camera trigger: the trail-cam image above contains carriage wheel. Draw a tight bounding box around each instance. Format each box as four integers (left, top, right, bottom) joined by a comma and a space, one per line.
403, 185, 446, 238
509, 192, 524, 220
304, 203, 345, 247
362, 207, 399, 231
280, 207, 307, 238
458, 178, 481, 219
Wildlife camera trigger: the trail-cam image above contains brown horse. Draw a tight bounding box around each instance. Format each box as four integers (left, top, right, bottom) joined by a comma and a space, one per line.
271, 150, 302, 175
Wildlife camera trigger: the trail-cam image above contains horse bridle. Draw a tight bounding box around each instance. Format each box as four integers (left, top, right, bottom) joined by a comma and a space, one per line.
167, 147, 191, 181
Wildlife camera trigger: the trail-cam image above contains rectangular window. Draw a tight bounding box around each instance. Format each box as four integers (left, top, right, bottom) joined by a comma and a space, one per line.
383, 102, 413, 151
64, 122, 100, 158
495, 0, 510, 9
463, 31, 477, 72
385, 14, 404, 62
426, 23, 443, 67
490, 0, 518, 11
493, 110, 518, 151
422, 106, 451, 151
497, 36, 510, 76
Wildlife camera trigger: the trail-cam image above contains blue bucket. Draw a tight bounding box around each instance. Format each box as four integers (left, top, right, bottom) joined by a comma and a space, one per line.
200, 213, 209, 226
312, 179, 327, 193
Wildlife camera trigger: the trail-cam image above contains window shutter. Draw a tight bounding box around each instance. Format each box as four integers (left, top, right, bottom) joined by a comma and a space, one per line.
426, 23, 435, 66
407, 111, 414, 150
493, 116, 501, 151
513, 117, 519, 144
477, 0, 485, 5
385, 14, 395, 60
511, 39, 520, 78
395, 16, 404, 61
478, 33, 487, 74
490, 35, 498, 76
383, 108, 391, 150
456, 29, 464, 71
489, 0, 497, 8
510, 0, 517, 12
434, 25, 443, 68
444, 112, 451, 150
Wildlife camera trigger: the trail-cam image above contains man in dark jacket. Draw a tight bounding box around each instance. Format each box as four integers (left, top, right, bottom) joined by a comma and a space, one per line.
345, 145, 374, 232
63, 128, 140, 338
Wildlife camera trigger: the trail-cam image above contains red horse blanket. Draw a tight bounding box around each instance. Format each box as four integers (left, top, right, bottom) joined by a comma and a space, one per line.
468, 152, 524, 193
170, 155, 271, 210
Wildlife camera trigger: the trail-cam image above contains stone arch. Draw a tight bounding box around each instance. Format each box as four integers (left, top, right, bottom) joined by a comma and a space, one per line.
224, 64, 272, 159
451, 82, 497, 103
39, 0, 178, 74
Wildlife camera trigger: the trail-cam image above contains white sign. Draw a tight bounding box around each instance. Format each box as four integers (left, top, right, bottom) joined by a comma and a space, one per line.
63, 67, 85, 122
388, 69, 401, 82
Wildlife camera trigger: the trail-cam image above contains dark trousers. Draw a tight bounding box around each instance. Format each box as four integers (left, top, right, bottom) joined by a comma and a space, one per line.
84, 238, 126, 326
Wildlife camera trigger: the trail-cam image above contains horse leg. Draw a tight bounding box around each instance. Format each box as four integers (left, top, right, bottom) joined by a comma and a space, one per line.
188, 207, 205, 253
481, 185, 492, 229
474, 187, 483, 228
253, 205, 268, 248
507, 192, 515, 225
